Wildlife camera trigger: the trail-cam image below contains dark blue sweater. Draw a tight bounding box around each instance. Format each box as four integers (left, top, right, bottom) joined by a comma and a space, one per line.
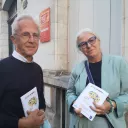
0, 56, 46, 128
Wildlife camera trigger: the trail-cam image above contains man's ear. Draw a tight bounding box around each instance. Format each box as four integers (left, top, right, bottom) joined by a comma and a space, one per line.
10, 35, 16, 44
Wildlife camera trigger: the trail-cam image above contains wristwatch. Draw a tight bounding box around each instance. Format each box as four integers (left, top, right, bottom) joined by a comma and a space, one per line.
107, 98, 115, 113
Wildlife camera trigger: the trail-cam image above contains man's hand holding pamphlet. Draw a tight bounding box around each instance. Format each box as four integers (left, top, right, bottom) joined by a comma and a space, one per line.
73, 83, 109, 121
20, 87, 51, 128
20, 87, 39, 117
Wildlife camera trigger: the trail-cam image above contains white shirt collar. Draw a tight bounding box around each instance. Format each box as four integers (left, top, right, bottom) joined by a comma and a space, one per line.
12, 50, 33, 63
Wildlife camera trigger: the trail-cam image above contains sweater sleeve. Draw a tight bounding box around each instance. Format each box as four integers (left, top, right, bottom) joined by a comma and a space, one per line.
0, 67, 19, 128
0, 113, 18, 128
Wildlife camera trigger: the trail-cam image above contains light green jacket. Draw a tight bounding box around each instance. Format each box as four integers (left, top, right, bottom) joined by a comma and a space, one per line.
66, 55, 128, 128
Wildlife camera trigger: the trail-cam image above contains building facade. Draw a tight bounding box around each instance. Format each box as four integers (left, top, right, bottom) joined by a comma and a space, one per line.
0, 0, 128, 127
0, 0, 128, 70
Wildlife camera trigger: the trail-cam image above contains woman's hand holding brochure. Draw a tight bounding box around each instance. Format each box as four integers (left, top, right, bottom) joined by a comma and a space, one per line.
72, 83, 109, 121
90, 100, 111, 115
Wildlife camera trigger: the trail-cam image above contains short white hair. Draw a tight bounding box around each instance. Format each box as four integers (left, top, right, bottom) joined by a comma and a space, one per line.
76, 28, 100, 44
11, 14, 40, 35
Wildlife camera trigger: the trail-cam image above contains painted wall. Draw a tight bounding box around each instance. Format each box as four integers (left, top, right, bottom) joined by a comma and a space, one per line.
123, 0, 128, 60
1, 0, 125, 71
17, 0, 56, 70
17, 0, 68, 71
68, 0, 122, 71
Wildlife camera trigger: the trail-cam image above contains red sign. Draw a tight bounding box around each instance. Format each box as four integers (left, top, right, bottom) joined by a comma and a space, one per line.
39, 8, 50, 42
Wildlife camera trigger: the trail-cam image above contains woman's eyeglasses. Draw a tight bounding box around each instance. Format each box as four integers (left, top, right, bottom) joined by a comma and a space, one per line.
78, 36, 97, 48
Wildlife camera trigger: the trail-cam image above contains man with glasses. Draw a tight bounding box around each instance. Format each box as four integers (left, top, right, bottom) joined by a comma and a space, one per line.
0, 15, 46, 128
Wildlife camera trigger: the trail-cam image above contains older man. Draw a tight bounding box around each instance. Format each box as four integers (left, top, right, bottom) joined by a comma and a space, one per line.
0, 15, 46, 128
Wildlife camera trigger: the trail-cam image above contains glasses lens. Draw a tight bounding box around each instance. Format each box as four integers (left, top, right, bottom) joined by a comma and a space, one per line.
22, 32, 30, 41
88, 36, 96, 44
21, 32, 39, 41
78, 42, 87, 48
33, 33, 40, 40
78, 36, 96, 48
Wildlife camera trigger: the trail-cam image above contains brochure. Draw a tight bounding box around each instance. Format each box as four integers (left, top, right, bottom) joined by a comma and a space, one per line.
20, 87, 39, 117
20, 87, 51, 128
73, 83, 109, 121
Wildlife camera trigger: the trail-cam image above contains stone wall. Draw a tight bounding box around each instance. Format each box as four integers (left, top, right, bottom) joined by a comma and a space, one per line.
0, 10, 8, 59
43, 70, 70, 128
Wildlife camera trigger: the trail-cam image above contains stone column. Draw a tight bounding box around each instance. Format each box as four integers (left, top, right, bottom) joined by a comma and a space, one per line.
51, 0, 68, 71
0, 9, 8, 59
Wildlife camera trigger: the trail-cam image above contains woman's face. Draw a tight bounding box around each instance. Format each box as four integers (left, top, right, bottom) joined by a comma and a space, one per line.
77, 32, 101, 59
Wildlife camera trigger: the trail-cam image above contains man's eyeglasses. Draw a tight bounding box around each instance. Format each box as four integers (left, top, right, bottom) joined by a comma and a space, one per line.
78, 36, 97, 48
15, 32, 40, 42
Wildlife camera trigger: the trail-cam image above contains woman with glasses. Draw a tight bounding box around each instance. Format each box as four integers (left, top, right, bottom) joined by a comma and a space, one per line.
66, 28, 128, 128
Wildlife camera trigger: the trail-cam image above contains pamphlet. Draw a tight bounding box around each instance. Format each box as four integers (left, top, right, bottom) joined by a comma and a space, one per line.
20, 87, 39, 117
73, 83, 109, 121
20, 87, 51, 128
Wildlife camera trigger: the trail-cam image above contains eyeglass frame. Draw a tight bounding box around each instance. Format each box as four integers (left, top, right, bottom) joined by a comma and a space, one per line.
77, 36, 97, 48
14, 32, 40, 42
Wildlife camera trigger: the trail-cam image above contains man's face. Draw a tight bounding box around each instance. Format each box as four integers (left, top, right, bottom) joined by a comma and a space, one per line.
11, 19, 39, 59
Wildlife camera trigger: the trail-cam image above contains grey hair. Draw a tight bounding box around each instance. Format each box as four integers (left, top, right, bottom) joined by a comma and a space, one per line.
11, 14, 40, 36
76, 28, 100, 45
